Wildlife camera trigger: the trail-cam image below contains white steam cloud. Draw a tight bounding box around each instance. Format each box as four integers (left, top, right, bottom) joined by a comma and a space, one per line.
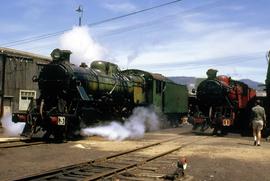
59, 26, 107, 66
0, 113, 25, 137
80, 107, 160, 141
127, 50, 140, 66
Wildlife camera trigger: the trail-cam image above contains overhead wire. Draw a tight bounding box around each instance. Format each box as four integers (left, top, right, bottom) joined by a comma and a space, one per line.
2, 0, 264, 78
133, 51, 266, 72
99, 0, 222, 39
22, 0, 222, 52
0, 0, 183, 48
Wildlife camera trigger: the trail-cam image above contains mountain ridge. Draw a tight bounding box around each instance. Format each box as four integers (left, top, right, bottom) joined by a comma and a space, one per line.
169, 76, 264, 91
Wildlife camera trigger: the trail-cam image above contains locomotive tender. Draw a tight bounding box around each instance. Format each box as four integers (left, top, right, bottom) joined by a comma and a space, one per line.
193, 69, 256, 134
12, 48, 188, 139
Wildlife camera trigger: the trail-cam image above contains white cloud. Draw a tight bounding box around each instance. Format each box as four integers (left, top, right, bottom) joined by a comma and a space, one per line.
21, 38, 59, 56
219, 5, 245, 11
107, 15, 270, 82
102, 1, 138, 13
181, 17, 241, 33
2, 1, 269, 83
14, 0, 52, 20
0, 23, 29, 34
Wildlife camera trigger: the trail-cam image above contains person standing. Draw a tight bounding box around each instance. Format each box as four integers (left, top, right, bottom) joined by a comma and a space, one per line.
251, 100, 266, 146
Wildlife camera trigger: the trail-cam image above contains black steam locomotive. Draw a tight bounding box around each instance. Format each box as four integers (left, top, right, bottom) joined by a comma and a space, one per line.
193, 69, 256, 134
12, 49, 188, 140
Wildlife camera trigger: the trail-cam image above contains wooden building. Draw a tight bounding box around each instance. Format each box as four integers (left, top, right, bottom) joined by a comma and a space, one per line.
0, 47, 51, 119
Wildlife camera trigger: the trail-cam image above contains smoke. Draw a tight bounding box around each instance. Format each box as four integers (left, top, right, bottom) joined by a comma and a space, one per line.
59, 26, 107, 66
127, 50, 140, 66
0, 113, 25, 137
80, 107, 160, 141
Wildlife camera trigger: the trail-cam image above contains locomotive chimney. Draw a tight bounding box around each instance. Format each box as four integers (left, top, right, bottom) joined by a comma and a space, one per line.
206, 69, 218, 79
50, 48, 72, 63
80, 62, 88, 68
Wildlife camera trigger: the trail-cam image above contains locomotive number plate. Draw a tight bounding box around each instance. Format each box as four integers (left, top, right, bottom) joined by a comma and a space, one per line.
222, 119, 231, 126
58, 117, 65, 125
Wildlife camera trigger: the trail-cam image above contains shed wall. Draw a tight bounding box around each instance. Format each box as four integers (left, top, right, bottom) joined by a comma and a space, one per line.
0, 49, 50, 119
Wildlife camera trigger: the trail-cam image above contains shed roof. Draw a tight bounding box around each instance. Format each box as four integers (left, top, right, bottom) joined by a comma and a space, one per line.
0, 47, 51, 62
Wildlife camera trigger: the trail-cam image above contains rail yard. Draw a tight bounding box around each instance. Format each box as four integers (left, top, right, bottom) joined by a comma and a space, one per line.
1, 1, 270, 181
0, 125, 270, 181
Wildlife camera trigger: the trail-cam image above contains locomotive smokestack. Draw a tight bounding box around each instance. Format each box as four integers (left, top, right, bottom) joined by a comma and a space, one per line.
80, 62, 88, 68
50, 48, 72, 63
206, 69, 218, 79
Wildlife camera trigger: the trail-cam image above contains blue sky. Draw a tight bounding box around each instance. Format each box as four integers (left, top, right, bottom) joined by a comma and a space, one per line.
0, 0, 269, 83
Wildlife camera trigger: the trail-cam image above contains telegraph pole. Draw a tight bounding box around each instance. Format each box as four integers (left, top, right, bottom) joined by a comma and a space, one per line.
76, 5, 83, 26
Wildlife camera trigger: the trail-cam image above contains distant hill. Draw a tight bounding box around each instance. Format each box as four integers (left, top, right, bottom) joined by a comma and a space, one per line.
169, 76, 196, 86
169, 76, 264, 91
239, 79, 264, 91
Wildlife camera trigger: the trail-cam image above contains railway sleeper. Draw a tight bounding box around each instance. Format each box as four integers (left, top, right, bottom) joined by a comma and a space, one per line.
136, 166, 159, 171
64, 170, 94, 176
62, 172, 86, 178
79, 167, 111, 173
90, 163, 118, 170
44, 173, 80, 180
121, 155, 149, 160
115, 171, 163, 181
52, 175, 79, 181
105, 160, 135, 166
112, 176, 146, 181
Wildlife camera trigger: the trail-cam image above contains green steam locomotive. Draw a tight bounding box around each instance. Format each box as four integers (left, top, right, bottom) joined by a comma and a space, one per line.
12, 48, 188, 140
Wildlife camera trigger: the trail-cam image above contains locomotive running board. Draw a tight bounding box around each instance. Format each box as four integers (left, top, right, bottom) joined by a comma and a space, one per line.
76, 86, 90, 101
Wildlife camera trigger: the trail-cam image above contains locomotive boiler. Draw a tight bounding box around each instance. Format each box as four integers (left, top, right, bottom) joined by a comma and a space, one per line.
12, 48, 188, 140
193, 69, 256, 134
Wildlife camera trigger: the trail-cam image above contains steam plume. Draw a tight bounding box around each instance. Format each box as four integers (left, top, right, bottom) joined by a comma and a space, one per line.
80, 107, 160, 141
59, 26, 107, 66
127, 50, 139, 66
0, 113, 25, 137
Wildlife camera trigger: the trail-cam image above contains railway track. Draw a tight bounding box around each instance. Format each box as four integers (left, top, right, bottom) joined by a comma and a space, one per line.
0, 139, 27, 144
0, 138, 55, 149
14, 134, 207, 181
0, 140, 46, 149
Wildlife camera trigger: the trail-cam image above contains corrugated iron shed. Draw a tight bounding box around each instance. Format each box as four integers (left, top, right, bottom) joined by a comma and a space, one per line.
0, 47, 51, 62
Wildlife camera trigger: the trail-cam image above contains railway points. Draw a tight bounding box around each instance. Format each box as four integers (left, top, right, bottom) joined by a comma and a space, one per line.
1, 126, 270, 181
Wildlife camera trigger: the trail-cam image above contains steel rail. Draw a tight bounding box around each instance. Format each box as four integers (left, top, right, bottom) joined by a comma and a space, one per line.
14, 133, 205, 181
0, 141, 46, 149
13, 134, 190, 180
0, 139, 28, 144
88, 137, 207, 181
